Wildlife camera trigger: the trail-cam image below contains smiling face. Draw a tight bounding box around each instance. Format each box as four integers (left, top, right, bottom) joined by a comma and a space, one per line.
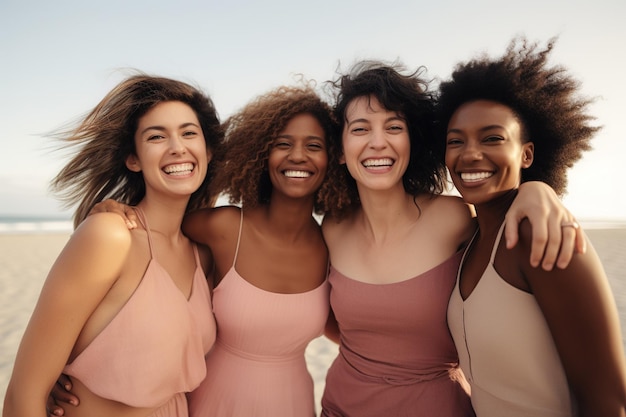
445, 100, 534, 206
342, 95, 410, 193
126, 100, 211, 200
267, 112, 328, 201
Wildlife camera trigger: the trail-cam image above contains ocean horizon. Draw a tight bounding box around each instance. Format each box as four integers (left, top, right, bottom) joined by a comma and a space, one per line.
0, 214, 625, 235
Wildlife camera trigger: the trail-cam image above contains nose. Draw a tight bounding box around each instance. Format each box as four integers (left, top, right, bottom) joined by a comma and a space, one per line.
460, 141, 482, 162
169, 134, 186, 154
288, 143, 306, 162
368, 128, 387, 150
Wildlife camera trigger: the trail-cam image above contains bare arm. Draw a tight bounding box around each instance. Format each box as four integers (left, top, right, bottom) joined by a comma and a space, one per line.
520, 230, 626, 416
506, 181, 586, 271
3, 214, 130, 417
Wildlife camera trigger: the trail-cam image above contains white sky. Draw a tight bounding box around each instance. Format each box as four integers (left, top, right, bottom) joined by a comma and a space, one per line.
1, 0, 624, 221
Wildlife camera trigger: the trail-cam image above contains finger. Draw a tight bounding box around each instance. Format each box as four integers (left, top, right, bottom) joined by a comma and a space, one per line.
575, 224, 587, 254
50, 382, 80, 406
555, 225, 577, 269
46, 397, 64, 417
122, 205, 137, 229
504, 211, 523, 250
58, 373, 72, 391
538, 212, 566, 271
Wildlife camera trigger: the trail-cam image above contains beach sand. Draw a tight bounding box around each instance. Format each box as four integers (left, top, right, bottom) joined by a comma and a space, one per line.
1, 228, 625, 415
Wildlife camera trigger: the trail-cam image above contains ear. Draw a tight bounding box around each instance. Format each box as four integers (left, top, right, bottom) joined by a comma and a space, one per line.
521, 142, 534, 169
339, 153, 346, 165
206, 148, 213, 164
125, 154, 142, 172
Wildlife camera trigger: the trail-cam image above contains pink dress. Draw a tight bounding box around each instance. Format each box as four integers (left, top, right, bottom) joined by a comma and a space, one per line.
447, 223, 574, 416
321, 252, 474, 417
63, 209, 216, 417
188, 211, 329, 417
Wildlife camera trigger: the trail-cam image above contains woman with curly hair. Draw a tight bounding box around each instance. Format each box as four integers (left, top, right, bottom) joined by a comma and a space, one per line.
180, 84, 343, 416
441, 37, 626, 416
4, 75, 222, 417
319, 60, 585, 416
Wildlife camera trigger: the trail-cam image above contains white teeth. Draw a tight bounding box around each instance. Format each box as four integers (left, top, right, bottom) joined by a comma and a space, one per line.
164, 163, 194, 175
363, 158, 393, 167
284, 170, 311, 178
460, 171, 493, 182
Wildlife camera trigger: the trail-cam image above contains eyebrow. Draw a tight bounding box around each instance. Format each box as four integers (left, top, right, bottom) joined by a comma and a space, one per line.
139, 122, 200, 136
275, 133, 325, 141
447, 124, 505, 135
346, 115, 406, 127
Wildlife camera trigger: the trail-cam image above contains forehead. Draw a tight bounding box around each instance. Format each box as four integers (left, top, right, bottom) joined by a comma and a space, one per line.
449, 99, 520, 128
137, 101, 198, 127
279, 113, 325, 138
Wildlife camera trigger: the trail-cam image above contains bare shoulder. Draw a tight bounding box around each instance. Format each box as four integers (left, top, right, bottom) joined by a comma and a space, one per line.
72, 212, 132, 250
183, 205, 240, 242
422, 195, 476, 248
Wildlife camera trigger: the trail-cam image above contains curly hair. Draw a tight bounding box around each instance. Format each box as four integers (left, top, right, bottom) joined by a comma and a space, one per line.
210, 84, 345, 216
436, 36, 599, 196
325, 60, 446, 216
50, 73, 223, 228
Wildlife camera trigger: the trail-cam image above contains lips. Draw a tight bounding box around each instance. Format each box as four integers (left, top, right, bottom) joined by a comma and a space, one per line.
459, 171, 493, 183
362, 158, 394, 168
163, 162, 194, 176
283, 169, 312, 178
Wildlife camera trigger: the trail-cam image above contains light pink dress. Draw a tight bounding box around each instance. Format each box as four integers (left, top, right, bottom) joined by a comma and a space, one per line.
447, 222, 574, 416
188, 211, 329, 417
321, 252, 474, 417
64, 209, 216, 417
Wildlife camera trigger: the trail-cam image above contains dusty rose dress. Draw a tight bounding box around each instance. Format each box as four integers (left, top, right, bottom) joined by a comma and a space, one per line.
321, 252, 474, 417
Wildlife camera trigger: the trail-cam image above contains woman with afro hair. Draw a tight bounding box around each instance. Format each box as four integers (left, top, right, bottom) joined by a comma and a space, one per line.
441, 37, 626, 416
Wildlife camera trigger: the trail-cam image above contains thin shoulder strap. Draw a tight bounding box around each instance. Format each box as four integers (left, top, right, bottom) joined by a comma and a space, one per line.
489, 221, 508, 264
133, 207, 155, 260
232, 208, 244, 268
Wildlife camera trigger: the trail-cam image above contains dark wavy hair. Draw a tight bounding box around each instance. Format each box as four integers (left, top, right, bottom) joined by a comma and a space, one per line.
326, 60, 445, 216
209, 84, 345, 216
436, 36, 599, 196
50, 73, 223, 228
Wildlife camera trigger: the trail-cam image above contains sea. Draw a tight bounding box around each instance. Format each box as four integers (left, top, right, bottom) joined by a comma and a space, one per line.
0, 215, 625, 235
0, 216, 73, 234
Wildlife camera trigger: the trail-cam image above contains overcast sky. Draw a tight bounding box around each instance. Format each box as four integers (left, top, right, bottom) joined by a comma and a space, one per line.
1, 0, 624, 221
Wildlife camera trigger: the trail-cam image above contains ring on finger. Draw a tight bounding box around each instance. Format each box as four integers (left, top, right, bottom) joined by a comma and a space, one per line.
561, 221, 579, 229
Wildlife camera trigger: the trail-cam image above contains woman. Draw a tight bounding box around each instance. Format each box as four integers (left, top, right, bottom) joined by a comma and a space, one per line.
319, 61, 584, 416
3, 75, 222, 417
441, 37, 626, 416
183, 85, 343, 417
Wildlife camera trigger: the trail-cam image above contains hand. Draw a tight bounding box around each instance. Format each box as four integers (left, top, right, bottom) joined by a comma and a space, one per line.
46, 375, 79, 416
505, 182, 586, 271
88, 199, 137, 229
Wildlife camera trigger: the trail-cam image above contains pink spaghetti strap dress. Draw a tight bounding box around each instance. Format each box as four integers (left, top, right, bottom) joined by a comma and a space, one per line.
63, 209, 216, 417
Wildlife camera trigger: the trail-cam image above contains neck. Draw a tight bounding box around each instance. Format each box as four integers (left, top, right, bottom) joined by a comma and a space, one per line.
473, 189, 518, 236
256, 193, 318, 238
355, 184, 422, 242
136, 198, 188, 239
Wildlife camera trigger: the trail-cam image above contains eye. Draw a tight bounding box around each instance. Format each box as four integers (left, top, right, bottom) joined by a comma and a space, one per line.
446, 137, 463, 146
272, 140, 291, 149
147, 134, 165, 141
307, 141, 325, 151
483, 135, 504, 143
182, 130, 199, 138
350, 126, 367, 135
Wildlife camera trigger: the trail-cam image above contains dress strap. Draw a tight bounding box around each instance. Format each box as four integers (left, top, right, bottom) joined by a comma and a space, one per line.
133, 207, 155, 260
232, 208, 244, 268
489, 221, 508, 264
